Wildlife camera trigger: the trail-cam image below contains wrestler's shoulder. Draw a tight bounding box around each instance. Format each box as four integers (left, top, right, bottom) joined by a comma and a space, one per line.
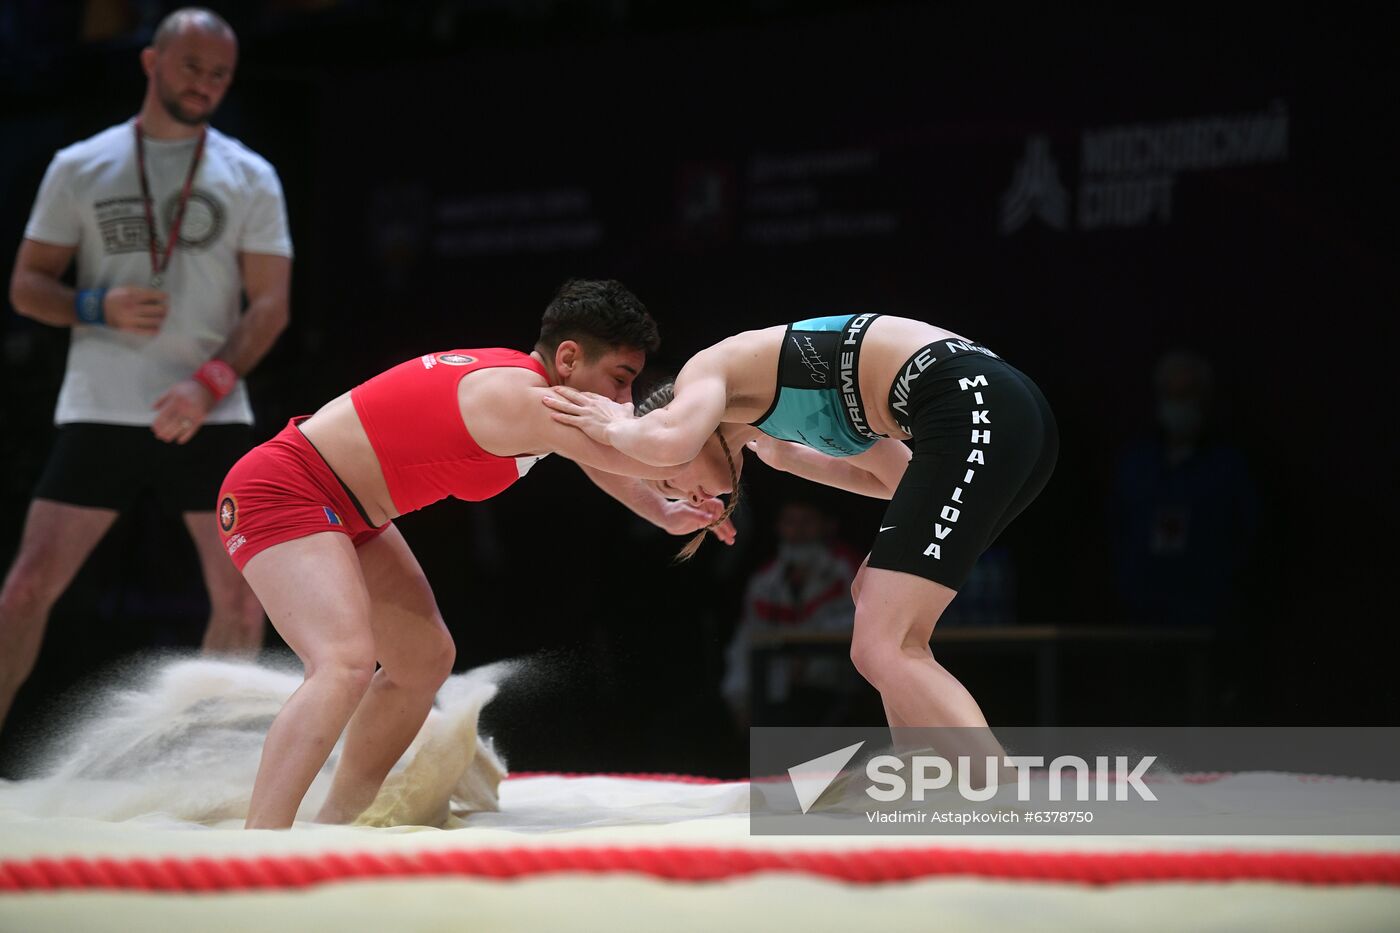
723, 324, 786, 348
459, 363, 548, 405
689, 326, 783, 376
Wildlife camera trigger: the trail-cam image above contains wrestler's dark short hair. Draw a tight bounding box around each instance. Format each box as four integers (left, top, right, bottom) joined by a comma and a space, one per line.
537, 279, 660, 357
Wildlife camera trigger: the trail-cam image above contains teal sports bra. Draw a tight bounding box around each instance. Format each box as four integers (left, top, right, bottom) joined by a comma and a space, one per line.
750, 313, 885, 458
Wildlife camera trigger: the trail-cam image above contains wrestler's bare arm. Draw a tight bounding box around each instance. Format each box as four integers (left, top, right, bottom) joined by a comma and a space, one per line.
468, 370, 682, 479
545, 353, 730, 466
849, 437, 913, 494
576, 463, 737, 543
748, 435, 909, 500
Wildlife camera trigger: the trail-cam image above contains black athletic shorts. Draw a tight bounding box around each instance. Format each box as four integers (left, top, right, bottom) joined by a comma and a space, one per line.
867, 343, 1058, 590
33, 422, 257, 514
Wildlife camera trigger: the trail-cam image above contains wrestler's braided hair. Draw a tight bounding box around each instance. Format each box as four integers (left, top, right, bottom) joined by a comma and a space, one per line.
636, 382, 741, 562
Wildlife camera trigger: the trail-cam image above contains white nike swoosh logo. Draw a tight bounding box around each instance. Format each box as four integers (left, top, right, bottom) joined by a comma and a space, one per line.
879, 525, 896, 532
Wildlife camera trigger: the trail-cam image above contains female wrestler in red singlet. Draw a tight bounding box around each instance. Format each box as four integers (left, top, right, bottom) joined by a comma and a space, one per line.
217, 281, 733, 829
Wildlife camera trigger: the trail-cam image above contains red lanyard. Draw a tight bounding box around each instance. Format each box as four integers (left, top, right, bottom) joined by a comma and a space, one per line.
133, 118, 206, 288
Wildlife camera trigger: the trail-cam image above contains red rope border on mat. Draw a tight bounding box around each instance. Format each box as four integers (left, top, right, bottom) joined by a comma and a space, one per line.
2, 847, 1398, 892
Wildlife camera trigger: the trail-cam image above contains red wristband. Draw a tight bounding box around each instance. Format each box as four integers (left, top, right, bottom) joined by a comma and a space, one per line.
193, 359, 238, 401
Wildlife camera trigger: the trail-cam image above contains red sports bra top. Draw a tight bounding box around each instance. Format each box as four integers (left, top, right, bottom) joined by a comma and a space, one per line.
349, 349, 550, 514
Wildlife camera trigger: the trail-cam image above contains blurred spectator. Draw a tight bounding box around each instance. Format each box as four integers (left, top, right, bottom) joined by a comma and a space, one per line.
1108, 350, 1258, 628
721, 499, 862, 728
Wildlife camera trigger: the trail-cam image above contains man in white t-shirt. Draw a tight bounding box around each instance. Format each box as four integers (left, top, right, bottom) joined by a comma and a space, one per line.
0, 8, 292, 732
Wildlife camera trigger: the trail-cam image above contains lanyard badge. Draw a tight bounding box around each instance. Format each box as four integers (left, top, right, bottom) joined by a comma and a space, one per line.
133, 118, 206, 288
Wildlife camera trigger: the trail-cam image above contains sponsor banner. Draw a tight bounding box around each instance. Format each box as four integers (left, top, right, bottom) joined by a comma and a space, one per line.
1001, 101, 1289, 233
679, 148, 901, 248
433, 187, 603, 256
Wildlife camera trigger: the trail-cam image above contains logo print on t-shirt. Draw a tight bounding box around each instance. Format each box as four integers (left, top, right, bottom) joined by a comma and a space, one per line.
161, 188, 225, 250
437, 354, 476, 366
96, 197, 154, 255
218, 495, 238, 533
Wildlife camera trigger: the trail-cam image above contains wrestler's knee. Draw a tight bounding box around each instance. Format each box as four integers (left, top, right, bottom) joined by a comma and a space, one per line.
849, 615, 901, 689
307, 636, 378, 694
382, 618, 455, 690
414, 621, 456, 686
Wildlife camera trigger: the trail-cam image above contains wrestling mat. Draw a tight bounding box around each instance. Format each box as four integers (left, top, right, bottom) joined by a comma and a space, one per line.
1, 660, 1395, 932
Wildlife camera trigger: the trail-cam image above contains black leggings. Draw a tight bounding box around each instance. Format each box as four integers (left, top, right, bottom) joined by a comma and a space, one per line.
867, 345, 1058, 590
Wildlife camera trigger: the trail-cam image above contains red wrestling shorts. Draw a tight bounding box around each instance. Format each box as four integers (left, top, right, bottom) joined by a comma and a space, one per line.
216, 417, 389, 572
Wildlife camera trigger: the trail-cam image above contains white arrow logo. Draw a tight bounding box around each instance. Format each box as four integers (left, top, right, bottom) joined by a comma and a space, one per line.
787, 741, 866, 814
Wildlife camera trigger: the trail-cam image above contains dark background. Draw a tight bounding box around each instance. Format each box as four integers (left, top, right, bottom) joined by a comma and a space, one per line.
1, 1, 1395, 778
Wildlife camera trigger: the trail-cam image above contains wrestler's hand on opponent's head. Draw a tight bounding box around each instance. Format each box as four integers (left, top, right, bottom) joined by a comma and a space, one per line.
542, 386, 634, 444
658, 497, 737, 545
